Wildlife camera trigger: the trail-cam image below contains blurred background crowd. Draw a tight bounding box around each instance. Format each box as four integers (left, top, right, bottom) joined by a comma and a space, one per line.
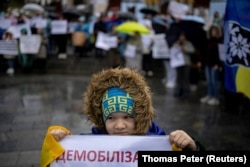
1, 0, 249, 111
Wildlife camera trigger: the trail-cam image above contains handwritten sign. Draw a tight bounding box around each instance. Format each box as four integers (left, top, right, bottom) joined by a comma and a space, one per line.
124, 44, 136, 58
152, 34, 170, 59
19, 35, 41, 54
51, 20, 68, 34
95, 32, 118, 50
0, 19, 11, 29
50, 135, 171, 167
168, 1, 189, 19
0, 40, 18, 55
170, 47, 185, 68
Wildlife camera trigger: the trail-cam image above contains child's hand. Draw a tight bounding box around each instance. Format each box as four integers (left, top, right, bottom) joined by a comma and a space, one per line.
50, 129, 70, 141
169, 130, 197, 151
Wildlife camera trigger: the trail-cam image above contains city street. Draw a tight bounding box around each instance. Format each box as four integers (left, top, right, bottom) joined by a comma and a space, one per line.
0, 54, 250, 167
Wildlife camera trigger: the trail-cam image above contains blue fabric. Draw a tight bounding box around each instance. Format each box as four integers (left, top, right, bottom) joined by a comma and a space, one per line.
90, 121, 166, 135
223, 0, 250, 97
102, 87, 135, 122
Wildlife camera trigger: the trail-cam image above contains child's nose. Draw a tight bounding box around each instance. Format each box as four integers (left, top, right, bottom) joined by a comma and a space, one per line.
115, 119, 125, 129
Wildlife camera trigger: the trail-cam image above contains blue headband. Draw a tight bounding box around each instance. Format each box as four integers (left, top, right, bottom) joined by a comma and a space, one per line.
102, 87, 135, 122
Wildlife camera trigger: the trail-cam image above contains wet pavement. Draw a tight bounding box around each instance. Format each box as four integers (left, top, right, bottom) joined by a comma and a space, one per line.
0, 54, 250, 167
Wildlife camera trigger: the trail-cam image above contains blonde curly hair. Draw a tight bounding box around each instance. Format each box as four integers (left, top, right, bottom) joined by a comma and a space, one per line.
83, 68, 155, 135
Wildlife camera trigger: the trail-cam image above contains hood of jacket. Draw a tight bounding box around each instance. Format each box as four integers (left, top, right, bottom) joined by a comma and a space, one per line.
83, 68, 155, 135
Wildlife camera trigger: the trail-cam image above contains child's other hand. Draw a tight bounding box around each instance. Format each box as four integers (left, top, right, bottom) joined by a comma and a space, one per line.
50, 129, 70, 141
169, 130, 196, 151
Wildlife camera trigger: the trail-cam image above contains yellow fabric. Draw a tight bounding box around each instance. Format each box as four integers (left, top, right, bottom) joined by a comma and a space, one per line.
172, 144, 182, 151
236, 66, 250, 99
40, 126, 71, 167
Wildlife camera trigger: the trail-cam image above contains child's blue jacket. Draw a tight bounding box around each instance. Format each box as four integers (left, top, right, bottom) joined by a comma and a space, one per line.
90, 121, 166, 135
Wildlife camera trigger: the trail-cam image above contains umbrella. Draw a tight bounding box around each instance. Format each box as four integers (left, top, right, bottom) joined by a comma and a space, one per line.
115, 21, 150, 34
22, 3, 45, 13
181, 15, 205, 24
63, 8, 81, 19
118, 12, 135, 20
140, 7, 158, 16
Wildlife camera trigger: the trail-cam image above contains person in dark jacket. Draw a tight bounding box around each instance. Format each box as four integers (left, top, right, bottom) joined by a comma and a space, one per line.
41, 68, 205, 166
93, 13, 107, 57
200, 25, 222, 105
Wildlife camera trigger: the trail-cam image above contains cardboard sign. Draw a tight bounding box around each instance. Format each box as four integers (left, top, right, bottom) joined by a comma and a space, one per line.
50, 135, 172, 167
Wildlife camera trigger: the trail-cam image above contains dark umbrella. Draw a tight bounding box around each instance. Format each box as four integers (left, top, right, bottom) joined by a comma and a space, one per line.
140, 7, 158, 16
63, 8, 81, 19
118, 12, 135, 21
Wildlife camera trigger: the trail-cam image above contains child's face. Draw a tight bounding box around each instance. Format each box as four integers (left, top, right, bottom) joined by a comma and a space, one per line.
105, 112, 135, 135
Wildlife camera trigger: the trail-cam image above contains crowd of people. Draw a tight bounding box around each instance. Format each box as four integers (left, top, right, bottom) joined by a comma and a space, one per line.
0, 5, 224, 106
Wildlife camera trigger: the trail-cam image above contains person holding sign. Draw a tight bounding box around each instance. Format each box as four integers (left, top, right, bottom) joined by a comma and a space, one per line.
172, 32, 195, 98
2, 30, 17, 76
41, 68, 205, 167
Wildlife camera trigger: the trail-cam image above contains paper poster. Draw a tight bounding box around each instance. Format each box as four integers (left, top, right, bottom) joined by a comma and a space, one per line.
168, 1, 189, 19
8, 23, 31, 38
19, 35, 41, 54
50, 135, 172, 167
0, 19, 11, 29
95, 32, 118, 50
35, 19, 47, 28
124, 44, 136, 58
0, 40, 18, 55
95, 32, 110, 50
51, 20, 68, 34
152, 34, 170, 59
170, 47, 185, 68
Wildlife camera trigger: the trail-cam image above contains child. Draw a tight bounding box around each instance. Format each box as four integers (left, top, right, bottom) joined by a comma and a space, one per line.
41, 68, 205, 166
2, 30, 17, 76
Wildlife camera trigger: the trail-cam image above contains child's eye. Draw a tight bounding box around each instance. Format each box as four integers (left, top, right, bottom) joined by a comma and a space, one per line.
107, 116, 113, 120
124, 115, 133, 119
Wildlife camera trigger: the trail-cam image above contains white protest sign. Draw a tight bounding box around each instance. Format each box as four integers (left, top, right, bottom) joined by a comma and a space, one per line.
106, 35, 118, 49
218, 43, 225, 62
170, 47, 185, 68
19, 35, 41, 54
141, 34, 152, 48
95, 32, 118, 50
0, 40, 18, 55
95, 32, 110, 50
51, 20, 68, 34
35, 19, 47, 28
124, 44, 136, 58
168, 1, 189, 19
152, 34, 170, 59
50, 135, 171, 167
0, 19, 11, 29
8, 23, 31, 38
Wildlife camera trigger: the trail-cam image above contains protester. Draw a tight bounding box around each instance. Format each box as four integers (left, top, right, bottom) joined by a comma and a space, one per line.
200, 25, 222, 105
125, 31, 143, 73
2, 30, 16, 76
35, 28, 47, 74
41, 67, 205, 167
173, 32, 195, 97
107, 24, 122, 68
